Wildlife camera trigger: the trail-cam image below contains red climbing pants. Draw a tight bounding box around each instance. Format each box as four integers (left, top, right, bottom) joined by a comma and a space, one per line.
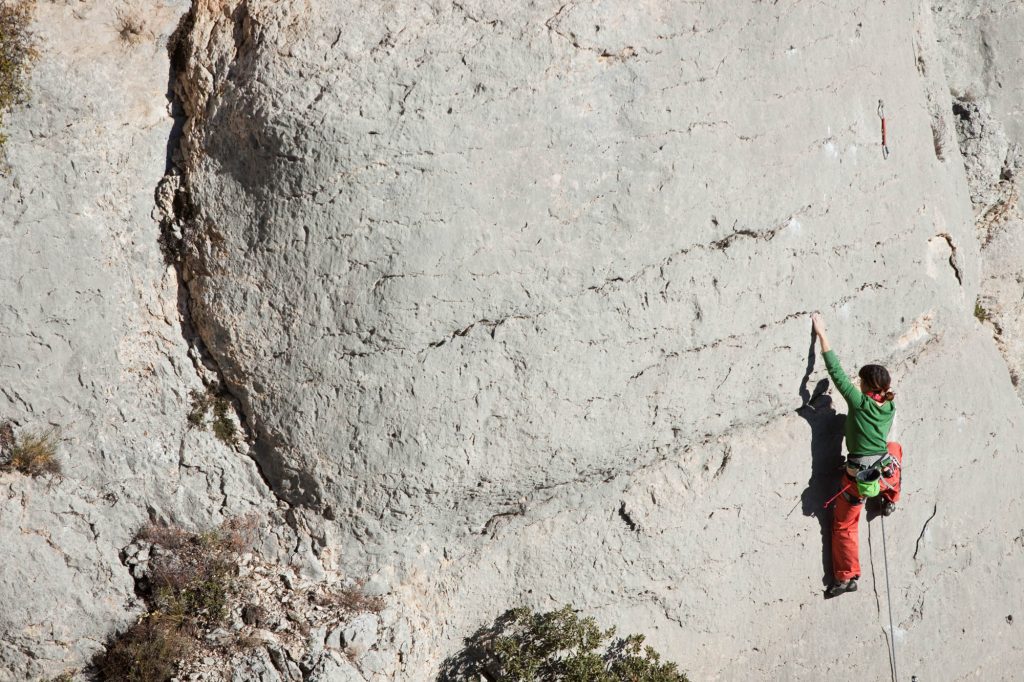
831, 442, 903, 582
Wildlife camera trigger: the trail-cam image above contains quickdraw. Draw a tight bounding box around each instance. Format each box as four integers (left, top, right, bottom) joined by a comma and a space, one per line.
878, 99, 889, 159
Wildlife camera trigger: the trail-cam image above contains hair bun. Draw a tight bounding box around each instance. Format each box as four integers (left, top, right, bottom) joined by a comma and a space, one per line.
884, 390, 895, 402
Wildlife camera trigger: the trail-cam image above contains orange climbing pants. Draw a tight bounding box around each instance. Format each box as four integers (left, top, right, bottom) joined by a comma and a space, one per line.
831, 442, 903, 582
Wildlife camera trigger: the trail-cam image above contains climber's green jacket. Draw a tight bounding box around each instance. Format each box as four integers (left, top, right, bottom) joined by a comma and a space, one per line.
823, 349, 895, 455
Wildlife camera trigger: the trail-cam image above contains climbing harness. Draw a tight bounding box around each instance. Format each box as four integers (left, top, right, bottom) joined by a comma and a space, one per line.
823, 454, 901, 509
881, 514, 899, 682
878, 99, 890, 159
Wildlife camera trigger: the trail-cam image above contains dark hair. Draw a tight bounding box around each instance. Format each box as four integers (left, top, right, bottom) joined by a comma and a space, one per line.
859, 364, 894, 401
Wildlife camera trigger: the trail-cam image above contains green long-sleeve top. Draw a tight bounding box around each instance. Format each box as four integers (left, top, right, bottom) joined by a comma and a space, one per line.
823, 349, 895, 455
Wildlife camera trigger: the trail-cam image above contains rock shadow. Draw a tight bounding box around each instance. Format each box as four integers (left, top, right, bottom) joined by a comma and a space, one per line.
796, 331, 846, 588
436, 610, 514, 681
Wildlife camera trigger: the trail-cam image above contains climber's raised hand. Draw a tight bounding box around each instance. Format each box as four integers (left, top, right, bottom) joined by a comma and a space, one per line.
811, 312, 830, 352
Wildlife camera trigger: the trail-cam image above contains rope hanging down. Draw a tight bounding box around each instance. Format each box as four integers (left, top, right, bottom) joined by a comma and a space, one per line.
881, 515, 899, 682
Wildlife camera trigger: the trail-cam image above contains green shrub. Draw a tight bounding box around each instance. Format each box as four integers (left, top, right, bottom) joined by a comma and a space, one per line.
187, 389, 238, 446
142, 516, 256, 632
0, 0, 36, 151
439, 605, 690, 682
186, 389, 208, 427
210, 396, 238, 446
5, 426, 61, 477
974, 300, 991, 323
94, 614, 189, 682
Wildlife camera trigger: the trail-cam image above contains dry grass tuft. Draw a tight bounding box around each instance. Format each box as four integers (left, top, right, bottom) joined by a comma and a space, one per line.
0, 0, 37, 151
6, 426, 61, 477
115, 6, 149, 46
316, 582, 386, 616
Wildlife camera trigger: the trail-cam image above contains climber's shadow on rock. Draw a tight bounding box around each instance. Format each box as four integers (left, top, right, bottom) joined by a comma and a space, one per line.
796, 333, 846, 588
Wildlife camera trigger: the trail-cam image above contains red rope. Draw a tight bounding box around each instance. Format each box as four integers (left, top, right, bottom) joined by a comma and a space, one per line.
823, 480, 854, 509
878, 99, 890, 159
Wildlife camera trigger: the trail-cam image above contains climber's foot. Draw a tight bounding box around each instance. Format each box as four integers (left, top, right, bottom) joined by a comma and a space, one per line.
826, 578, 858, 598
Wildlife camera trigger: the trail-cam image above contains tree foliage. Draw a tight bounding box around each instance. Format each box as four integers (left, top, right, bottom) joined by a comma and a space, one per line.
439, 605, 690, 682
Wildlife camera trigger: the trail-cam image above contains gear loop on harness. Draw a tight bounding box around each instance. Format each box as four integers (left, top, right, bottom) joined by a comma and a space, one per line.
848, 451, 900, 477
824, 452, 900, 508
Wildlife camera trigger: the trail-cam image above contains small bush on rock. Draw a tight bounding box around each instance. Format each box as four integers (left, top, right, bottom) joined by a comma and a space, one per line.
438, 605, 690, 682
140, 516, 256, 633
0, 0, 36, 152
95, 516, 257, 681
974, 299, 992, 324
96, 615, 189, 682
1, 425, 61, 477
186, 389, 239, 446
315, 581, 386, 616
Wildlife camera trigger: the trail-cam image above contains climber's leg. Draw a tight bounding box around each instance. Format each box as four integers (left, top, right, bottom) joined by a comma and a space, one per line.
832, 479, 864, 582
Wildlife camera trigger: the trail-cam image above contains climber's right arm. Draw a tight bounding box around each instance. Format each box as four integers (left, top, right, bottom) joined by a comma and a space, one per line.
812, 313, 862, 406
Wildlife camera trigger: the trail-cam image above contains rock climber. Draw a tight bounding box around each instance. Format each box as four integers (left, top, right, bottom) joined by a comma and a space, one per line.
810, 312, 902, 598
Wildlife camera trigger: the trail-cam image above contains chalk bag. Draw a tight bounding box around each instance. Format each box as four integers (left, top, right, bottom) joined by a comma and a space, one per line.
855, 467, 882, 498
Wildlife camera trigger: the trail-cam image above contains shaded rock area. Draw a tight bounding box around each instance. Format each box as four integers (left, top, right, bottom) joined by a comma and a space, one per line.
1, 0, 1023, 680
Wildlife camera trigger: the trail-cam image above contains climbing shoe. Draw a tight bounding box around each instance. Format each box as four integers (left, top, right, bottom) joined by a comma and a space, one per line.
826, 578, 858, 598
881, 500, 897, 517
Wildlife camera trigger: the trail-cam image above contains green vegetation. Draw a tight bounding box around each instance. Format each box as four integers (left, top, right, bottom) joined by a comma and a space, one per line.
439, 605, 689, 682
187, 389, 239, 446
0, 425, 61, 477
94, 616, 189, 682
95, 516, 257, 682
974, 299, 991, 323
0, 0, 36, 152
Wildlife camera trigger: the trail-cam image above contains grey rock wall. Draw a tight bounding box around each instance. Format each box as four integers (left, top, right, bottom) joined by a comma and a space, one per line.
0, 3, 284, 678
932, 1, 1024, 404
1, 0, 1024, 679
171, 0, 1024, 679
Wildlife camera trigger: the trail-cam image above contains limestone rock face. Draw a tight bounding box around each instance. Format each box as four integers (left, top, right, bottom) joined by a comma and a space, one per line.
3, 0, 1024, 680
933, 1, 1024, 403
169, 0, 1024, 678
0, 3, 283, 678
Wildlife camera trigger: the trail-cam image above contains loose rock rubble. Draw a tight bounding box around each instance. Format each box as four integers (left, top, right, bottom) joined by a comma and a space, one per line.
121, 530, 410, 682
